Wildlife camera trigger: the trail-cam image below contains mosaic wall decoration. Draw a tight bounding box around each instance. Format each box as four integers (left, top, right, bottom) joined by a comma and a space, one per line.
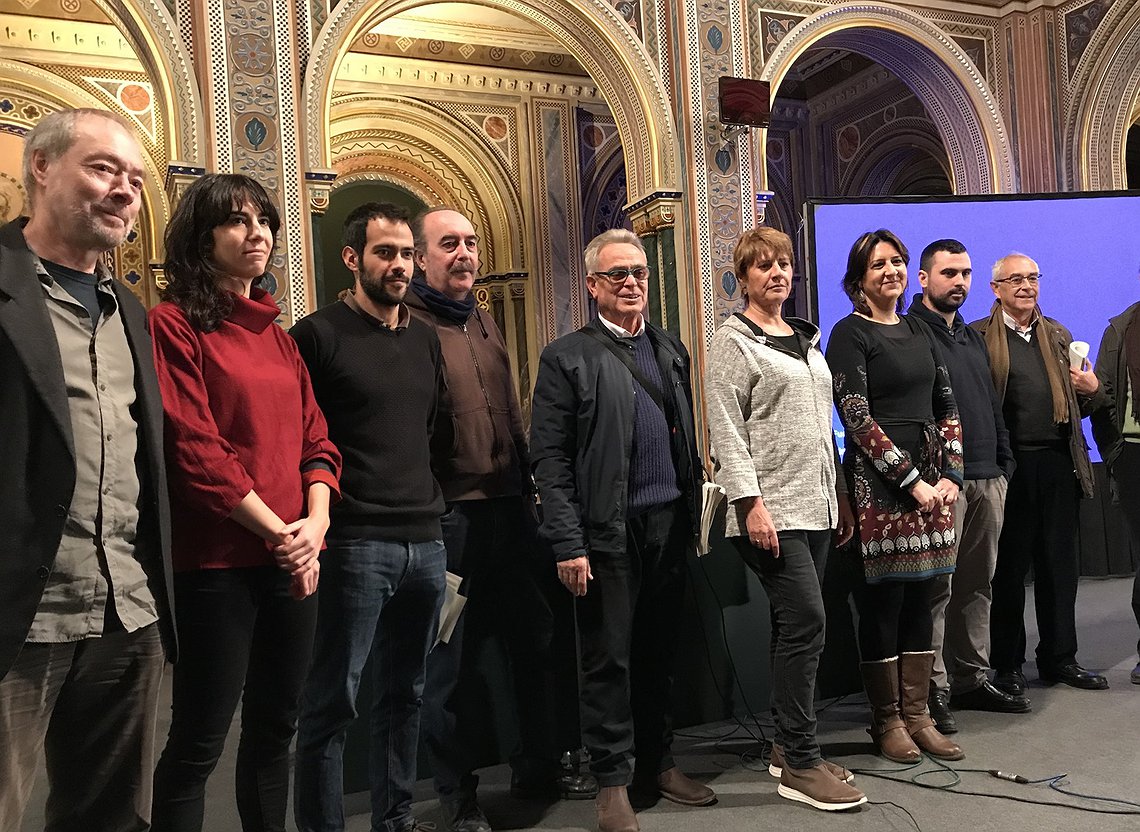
351, 31, 588, 76
435, 101, 521, 180
575, 105, 629, 242
1063, 0, 1114, 79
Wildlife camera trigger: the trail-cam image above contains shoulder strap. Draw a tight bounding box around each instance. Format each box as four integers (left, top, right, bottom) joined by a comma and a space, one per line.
580, 324, 667, 414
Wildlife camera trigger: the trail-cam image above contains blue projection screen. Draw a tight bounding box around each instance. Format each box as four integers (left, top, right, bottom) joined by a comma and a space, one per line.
805, 192, 1140, 462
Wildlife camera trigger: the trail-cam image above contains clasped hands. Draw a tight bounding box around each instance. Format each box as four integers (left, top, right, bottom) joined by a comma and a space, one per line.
270, 513, 329, 600
910, 477, 959, 516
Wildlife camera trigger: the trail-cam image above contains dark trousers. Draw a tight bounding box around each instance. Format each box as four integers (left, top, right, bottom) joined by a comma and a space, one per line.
576, 499, 689, 787
152, 567, 317, 832
991, 447, 1081, 674
732, 530, 829, 770
293, 537, 446, 832
1111, 442, 1140, 657
854, 578, 938, 662
423, 496, 578, 798
0, 624, 164, 832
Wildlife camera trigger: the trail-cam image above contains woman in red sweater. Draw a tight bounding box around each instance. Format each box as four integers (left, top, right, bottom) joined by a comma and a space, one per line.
149, 174, 341, 831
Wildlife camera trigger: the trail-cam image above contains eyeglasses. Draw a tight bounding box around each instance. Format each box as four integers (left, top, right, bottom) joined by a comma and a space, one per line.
590, 266, 650, 285
993, 273, 1041, 287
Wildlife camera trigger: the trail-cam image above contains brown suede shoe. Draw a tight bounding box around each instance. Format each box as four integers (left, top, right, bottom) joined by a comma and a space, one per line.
778, 764, 867, 812
654, 767, 717, 806
596, 786, 638, 832
768, 744, 855, 784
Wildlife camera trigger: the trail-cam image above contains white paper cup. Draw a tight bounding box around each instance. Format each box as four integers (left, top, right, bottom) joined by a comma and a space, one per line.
1069, 340, 1090, 370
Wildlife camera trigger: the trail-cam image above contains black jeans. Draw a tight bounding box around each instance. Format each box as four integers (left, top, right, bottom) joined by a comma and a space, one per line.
1111, 442, 1140, 657
854, 578, 939, 662
732, 530, 829, 770
991, 447, 1081, 674
153, 566, 317, 832
422, 496, 577, 798
576, 499, 690, 787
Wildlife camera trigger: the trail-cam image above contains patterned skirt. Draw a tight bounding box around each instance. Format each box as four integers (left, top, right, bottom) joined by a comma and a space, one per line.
848, 422, 957, 583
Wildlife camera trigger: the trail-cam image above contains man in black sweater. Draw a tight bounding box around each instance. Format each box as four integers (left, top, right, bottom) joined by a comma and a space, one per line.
530, 229, 713, 832
291, 203, 448, 832
971, 252, 1108, 695
908, 240, 1026, 735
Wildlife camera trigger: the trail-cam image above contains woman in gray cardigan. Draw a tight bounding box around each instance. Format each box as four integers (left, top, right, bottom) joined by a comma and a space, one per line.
706, 227, 863, 812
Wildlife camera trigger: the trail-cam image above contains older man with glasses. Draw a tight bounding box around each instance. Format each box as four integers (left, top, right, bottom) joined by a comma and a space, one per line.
971, 253, 1108, 695
530, 229, 714, 832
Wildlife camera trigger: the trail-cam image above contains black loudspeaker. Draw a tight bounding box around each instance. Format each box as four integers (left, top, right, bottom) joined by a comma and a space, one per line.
718, 76, 772, 128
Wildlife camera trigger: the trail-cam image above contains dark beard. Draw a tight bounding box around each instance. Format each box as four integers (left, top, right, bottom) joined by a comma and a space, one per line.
359, 272, 404, 308
929, 291, 965, 315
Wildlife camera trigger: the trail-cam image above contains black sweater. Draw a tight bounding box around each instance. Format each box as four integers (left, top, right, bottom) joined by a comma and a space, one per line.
290, 301, 446, 541
907, 296, 1015, 480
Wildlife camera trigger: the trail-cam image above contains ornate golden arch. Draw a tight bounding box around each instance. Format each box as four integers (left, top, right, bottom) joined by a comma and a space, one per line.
303, 0, 679, 206
330, 94, 525, 273
92, 0, 205, 183
758, 2, 1016, 194
1064, 1, 1140, 190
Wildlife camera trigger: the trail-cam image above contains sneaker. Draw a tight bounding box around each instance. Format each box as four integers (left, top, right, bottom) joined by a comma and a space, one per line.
441, 794, 492, 832
777, 764, 867, 811
768, 743, 854, 784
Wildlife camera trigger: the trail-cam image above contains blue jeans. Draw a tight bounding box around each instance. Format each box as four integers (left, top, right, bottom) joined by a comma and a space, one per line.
293, 536, 446, 832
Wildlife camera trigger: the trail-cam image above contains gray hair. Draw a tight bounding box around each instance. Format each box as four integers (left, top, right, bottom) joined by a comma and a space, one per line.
991, 251, 1036, 282
584, 228, 645, 274
22, 108, 136, 208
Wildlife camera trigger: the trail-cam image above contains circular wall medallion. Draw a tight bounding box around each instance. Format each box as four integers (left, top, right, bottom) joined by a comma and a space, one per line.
119, 83, 152, 114
837, 125, 861, 162
235, 113, 278, 152
482, 115, 508, 141
0, 170, 25, 224
231, 34, 274, 76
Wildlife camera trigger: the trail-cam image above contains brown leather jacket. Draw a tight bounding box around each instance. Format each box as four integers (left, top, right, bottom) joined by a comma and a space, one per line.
406, 286, 532, 501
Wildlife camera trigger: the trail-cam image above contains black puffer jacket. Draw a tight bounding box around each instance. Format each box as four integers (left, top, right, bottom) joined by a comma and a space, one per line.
530, 317, 702, 561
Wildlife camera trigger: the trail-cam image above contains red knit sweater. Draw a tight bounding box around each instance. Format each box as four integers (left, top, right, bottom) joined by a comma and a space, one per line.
150, 288, 341, 571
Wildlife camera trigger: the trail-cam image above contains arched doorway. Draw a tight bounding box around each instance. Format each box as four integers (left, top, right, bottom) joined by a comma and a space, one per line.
302, 0, 688, 343
757, 2, 1016, 195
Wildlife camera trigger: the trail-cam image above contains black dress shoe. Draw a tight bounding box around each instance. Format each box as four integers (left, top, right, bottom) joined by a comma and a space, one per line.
992, 669, 1027, 697
1132, 662, 1140, 685
1039, 663, 1109, 690
510, 772, 599, 801
928, 688, 957, 734
952, 680, 1031, 713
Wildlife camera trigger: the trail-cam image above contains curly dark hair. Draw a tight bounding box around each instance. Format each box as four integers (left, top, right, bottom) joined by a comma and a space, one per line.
162, 173, 280, 332
841, 228, 909, 316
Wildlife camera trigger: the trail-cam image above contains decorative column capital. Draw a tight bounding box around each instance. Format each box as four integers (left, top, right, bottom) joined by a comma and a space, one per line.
627, 191, 683, 236
165, 163, 205, 208
755, 190, 775, 225
305, 169, 338, 215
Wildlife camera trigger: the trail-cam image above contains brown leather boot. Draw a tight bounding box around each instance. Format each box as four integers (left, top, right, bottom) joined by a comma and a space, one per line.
899, 651, 965, 761
654, 767, 717, 806
596, 785, 638, 832
859, 657, 921, 763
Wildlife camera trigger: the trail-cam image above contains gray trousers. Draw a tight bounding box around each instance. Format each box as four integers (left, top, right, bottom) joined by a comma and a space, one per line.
0, 624, 165, 832
931, 476, 1008, 694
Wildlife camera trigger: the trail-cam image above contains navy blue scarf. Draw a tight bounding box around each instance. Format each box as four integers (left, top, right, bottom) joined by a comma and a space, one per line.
411, 275, 476, 324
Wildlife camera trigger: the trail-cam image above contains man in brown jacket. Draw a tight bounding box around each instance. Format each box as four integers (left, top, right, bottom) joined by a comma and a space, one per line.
971, 252, 1108, 695
408, 207, 596, 832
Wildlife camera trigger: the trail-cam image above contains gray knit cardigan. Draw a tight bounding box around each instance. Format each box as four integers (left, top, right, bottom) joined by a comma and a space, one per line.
705, 314, 839, 537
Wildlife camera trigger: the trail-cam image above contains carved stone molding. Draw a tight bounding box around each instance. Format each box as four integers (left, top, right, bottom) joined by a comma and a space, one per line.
304, 168, 337, 214
303, 0, 680, 206
164, 162, 205, 209
628, 192, 682, 235
758, 2, 1016, 194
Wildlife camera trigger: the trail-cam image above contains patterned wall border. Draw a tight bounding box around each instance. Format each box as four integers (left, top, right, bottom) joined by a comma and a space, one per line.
303, 0, 680, 207
1062, 0, 1140, 189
